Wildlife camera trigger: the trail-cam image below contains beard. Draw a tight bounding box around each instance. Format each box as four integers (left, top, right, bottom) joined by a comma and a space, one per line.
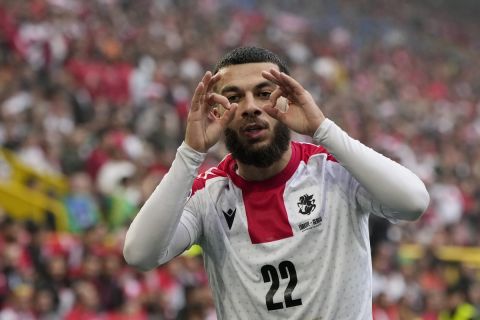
224, 121, 291, 168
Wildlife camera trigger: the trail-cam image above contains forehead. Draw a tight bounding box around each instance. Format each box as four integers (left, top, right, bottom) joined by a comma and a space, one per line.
216, 62, 279, 92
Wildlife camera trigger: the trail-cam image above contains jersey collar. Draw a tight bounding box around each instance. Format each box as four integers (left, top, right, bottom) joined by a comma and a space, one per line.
220, 142, 301, 190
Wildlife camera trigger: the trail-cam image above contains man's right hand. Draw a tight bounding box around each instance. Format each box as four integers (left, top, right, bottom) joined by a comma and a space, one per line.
185, 71, 237, 153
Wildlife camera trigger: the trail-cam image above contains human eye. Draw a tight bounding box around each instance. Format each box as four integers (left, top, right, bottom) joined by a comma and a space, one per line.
258, 91, 271, 99
226, 95, 240, 103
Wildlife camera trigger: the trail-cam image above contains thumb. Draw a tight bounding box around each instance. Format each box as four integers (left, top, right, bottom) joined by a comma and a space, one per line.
264, 103, 288, 123
264, 103, 280, 118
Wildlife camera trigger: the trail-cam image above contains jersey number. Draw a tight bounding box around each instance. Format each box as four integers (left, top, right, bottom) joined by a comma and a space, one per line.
260, 260, 303, 311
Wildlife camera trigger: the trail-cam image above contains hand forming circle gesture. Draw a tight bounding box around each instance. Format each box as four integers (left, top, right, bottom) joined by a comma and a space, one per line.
185, 71, 237, 153
261, 69, 326, 137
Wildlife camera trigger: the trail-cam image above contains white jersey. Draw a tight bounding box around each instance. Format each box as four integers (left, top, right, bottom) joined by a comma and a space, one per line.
123, 119, 430, 320
184, 142, 381, 319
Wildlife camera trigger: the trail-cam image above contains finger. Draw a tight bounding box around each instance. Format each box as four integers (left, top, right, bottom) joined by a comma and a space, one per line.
261, 70, 281, 86
192, 71, 213, 109
201, 71, 212, 87
207, 93, 231, 110
264, 69, 295, 96
207, 111, 217, 121
264, 102, 284, 121
268, 88, 284, 107
278, 71, 305, 95
267, 69, 287, 85
218, 103, 237, 127
191, 81, 205, 112
200, 71, 213, 103
268, 69, 293, 91
205, 72, 222, 93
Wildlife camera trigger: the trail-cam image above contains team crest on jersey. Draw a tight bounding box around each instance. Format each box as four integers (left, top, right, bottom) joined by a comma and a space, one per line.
297, 194, 316, 215
222, 208, 236, 229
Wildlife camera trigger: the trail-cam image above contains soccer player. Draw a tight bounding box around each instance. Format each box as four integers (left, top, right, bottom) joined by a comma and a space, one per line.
123, 47, 430, 319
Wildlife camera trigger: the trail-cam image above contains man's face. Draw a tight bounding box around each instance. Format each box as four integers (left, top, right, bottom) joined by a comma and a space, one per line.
215, 62, 290, 167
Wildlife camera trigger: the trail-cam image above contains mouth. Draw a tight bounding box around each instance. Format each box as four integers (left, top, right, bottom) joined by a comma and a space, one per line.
241, 122, 268, 140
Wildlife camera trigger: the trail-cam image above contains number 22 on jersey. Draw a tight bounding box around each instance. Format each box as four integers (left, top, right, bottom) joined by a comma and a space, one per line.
261, 260, 303, 311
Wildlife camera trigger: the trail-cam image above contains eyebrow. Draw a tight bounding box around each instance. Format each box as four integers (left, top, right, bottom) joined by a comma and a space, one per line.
220, 81, 276, 95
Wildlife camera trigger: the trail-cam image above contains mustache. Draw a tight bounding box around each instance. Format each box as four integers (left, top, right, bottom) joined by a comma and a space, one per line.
224, 121, 291, 167
240, 118, 269, 131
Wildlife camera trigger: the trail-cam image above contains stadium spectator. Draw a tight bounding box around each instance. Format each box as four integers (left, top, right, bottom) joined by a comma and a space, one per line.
0, 0, 479, 319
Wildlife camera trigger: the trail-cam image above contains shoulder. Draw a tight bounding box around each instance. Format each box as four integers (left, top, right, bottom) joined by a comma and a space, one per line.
190, 154, 233, 197
292, 141, 337, 163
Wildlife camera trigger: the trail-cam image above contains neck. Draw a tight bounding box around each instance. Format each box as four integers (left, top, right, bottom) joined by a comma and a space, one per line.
236, 145, 292, 181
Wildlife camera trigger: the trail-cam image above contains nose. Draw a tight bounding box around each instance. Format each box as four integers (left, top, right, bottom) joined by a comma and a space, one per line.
240, 93, 262, 118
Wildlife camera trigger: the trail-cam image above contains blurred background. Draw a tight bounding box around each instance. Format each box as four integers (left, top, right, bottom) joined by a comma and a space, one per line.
0, 0, 479, 319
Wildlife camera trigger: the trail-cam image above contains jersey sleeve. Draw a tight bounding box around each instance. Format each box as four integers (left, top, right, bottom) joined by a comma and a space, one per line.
123, 142, 206, 271
313, 119, 430, 221
354, 184, 400, 223
156, 222, 194, 264
154, 190, 206, 265
180, 190, 205, 246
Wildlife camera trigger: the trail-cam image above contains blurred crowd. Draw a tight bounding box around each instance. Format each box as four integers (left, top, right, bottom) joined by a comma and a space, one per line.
0, 0, 480, 319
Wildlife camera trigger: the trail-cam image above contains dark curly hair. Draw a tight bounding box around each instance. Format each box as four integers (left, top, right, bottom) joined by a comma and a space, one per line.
213, 46, 290, 75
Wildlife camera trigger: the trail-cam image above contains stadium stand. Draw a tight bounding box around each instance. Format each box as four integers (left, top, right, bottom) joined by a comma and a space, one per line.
0, 0, 479, 319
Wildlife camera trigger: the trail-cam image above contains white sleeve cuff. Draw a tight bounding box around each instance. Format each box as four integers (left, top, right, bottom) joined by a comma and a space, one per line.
177, 142, 207, 176
312, 118, 335, 144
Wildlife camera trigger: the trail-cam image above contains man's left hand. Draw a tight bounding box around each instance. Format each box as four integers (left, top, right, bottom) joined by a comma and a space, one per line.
262, 69, 326, 137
